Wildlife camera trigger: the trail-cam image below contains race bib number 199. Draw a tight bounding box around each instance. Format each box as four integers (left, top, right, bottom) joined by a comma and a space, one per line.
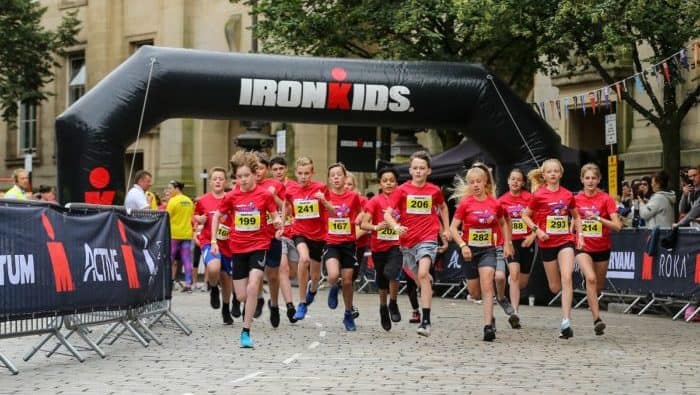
406, 195, 432, 214
235, 211, 261, 231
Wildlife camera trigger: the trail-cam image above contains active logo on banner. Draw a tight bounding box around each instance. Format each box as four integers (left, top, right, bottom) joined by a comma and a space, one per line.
607, 251, 636, 279
239, 67, 412, 112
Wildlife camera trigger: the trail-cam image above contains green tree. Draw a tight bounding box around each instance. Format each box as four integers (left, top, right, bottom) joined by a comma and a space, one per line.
537, 0, 700, 191
233, 0, 550, 149
0, 0, 80, 121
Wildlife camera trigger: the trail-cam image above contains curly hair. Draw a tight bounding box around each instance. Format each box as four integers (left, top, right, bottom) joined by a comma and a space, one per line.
229, 150, 259, 176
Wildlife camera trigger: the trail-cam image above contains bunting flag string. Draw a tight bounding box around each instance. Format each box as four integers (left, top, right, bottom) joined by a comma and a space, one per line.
531, 44, 699, 122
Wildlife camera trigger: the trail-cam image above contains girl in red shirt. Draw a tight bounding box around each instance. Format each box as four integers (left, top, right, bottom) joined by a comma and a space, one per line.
575, 163, 622, 336
521, 159, 582, 339
284, 156, 329, 321
360, 167, 403, 331
497, 168, 537, 329
210, 151, 281, 348
450, 165, 512, 342
320, 163, 363, 331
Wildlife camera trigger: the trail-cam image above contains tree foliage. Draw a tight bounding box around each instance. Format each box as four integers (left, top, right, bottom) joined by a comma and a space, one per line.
238, 0, 547, 95
0, 0, 80, 122
536, 0, 700, 191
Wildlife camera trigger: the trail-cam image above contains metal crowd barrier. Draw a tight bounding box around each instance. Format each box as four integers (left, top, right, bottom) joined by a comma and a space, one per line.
0, 200, 191, 375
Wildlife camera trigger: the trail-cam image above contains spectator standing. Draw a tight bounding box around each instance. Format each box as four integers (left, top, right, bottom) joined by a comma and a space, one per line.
5, 169, 30, 200
639, 171, 676, 228
676, 165, 700, 228
124, 170, 153, 210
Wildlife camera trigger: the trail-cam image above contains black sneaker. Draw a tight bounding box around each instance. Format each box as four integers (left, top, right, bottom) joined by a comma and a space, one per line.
483, 325, 496, 342
508, 313, 521, 329
497, 297, 515, 316
210, 285, 220, 309
388, 301, 401, 323
559, 319, 574, 339
231, 301, 241, 318
352, 305, 359, 319
268, 300, 280, 328
409, 310, 421, 324
594, 318, 606, 336
286, 305, 298, 323
222, 306, 233, 325
380, 305, 392, 331
254, 297, 265, 319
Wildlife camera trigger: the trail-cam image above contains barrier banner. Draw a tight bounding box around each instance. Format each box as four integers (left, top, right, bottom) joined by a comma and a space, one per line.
0, 204, 171, 320
434, 242, 464, 283
606, 229, 699, 298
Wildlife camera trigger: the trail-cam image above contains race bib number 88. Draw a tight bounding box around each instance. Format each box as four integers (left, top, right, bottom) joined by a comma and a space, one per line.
511, 218, 527, 235
406, 195, 432, 214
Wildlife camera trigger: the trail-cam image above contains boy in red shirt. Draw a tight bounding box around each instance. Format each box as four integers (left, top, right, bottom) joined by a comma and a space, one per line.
384, 151, 450, 337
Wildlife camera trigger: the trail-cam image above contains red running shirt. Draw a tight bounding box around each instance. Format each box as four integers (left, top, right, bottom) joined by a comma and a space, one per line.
454, 195, 506, 248
258, 178, 286, 238
285, 180, 329, 241
195, 193, 232, 256
364, 192, 401, 253
498, 191, 532, 241
528, 186, 576, 248
574, 190, 617, 252
217, 185, 277, 254
325, 190, 362, 245
356, 196, 370, 248
389, 181, 444, 247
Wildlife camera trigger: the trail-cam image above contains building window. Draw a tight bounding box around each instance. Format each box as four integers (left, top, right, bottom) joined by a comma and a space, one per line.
130, 39, 154, 55
18, 101, 37, 156
68, 53, 85, 106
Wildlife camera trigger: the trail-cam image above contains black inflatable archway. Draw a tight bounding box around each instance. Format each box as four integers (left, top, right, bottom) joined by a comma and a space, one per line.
56, 46, 560, 204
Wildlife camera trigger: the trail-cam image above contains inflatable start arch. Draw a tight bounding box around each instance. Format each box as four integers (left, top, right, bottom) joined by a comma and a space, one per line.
56, 46, 560, 204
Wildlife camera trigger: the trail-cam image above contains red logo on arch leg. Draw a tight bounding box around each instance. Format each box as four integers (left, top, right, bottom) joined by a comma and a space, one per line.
85, 167, 116, 204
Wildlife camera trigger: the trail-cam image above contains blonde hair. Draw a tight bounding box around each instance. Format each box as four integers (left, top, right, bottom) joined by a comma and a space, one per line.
344, 171, 357, 186
580, 163, 601, 179
450, 163, 495, 202
529, 158, 563, 192
229, 150, 259, 175
296, 156, 314, 169
209, 166, 227, 179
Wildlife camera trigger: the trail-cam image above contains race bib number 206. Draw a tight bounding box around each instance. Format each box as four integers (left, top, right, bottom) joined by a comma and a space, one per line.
406, 195, 432, 214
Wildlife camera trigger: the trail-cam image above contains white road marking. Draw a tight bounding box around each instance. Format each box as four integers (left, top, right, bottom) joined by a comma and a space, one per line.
308, 341, 320, 349
319, 331, 326, 337
282, 353, 302, 364
229, 371, 263, 384
258, 376, 320, 380
315, 322, 323, 328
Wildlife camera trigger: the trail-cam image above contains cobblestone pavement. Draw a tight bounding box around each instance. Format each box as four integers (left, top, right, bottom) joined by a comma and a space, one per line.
1, 289, 698, 394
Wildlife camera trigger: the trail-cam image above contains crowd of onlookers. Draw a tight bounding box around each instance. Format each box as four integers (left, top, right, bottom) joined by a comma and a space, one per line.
4, 164, 700, 231
616, 165, 700, 229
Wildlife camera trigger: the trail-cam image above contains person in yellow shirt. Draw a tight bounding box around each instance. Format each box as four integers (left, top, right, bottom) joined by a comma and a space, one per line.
166, 180, 195, 292
5, 169, 30, 200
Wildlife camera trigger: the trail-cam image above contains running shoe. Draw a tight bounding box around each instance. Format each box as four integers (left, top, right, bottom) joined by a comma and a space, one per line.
254, 297, 265, 319
287, 305, 298, 323
293, 303, 307, 320
231, 301, 241, 318
352, 305, 360, 319
409, 310, 421, 324
594, 318, 606, 336
305, 281, 317, 305
559, 319, 574, 339
483, 325, 496, 342
181, 285, 192, 293
343, 311, 357, 331
416, 323, 431, 337
222, 305, 233, 325
210, 285, 220, 309
492, 317, 496, 333
327, 285, 339, 309
379, 305, 391, 331
269, 300, 280, 328
240, 331, 254, 348
497, 297, 515, 316
388, 301, 401, 323
508, 313, 522, 329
